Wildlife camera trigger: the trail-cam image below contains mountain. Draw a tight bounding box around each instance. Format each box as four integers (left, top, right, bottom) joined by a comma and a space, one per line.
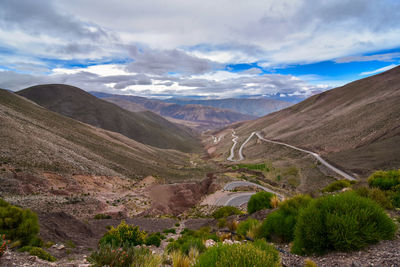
0, 89, 208, 181
228, 66, 400, 177
17, 84, 201, 153
163, 97, 292, 117
92, 92, 256, 131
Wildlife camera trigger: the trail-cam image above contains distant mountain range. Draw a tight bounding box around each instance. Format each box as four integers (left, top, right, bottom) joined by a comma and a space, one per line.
91, 92, 256, 131
163, 97, 292, 117
17, 84, 201, 153
229, 65, 400, 176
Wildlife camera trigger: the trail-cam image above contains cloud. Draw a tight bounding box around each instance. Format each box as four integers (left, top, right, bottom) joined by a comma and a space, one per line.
335, 52, 400, 63
360, 64, 398, 76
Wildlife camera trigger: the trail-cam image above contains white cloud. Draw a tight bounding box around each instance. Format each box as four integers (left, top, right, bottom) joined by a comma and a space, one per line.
360, 64, 398, 76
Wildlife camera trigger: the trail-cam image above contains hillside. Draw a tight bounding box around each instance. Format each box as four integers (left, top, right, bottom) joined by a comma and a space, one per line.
225, 66, 400, 177
163, 97, 292, 117
0, 89, 210, 181
92, 92, 255, 131
17, 84, 201, 152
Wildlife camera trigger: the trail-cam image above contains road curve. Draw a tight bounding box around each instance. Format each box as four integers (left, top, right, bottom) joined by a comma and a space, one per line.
227, 131, 239, 161
254, 132, 356, 181
223, 181, 283, 199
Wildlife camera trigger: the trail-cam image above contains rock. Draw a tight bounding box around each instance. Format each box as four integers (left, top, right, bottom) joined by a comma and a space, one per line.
78, 264, 91, 267
223, 239, 234, 245
205, 239, 216, 248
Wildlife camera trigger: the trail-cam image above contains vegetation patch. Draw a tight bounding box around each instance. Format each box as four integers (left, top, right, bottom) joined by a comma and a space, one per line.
0, 234, 9, 258
368, 169, 400, 191
99, 220, 146, 248
322, 179, 355, 193
212, 206, 242, 219
232, 163, 269, 172
260, 194, 312, 242
194, 240, 280, 267
167, 227, 217, 255
94, 214, 112, 220
292, 192, 397, 255
236, 218, 260, 239
247, 191, 275, 214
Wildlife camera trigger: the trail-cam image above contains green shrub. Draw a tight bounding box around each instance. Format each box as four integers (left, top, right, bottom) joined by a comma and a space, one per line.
99, 221, 146, 248
292, 192, 397, 255
94, 214, 112, 220
368, 169, 400, 191
28, 247, 57, 262
88, 244, 161, 267
354, 187, 393, 209
167, 227, 217, 255
247, 192, 275, 214
260, 195, 312, 242
391, 191, 400, 208
194, 240, 280, 267
145, 233, 161, 247
163, 228, 176, 234
0, 198, 39, 246
175, 223, 180, 227
322, 180, 353, 192
212, 206, 242, 219
236, 218, 260, 238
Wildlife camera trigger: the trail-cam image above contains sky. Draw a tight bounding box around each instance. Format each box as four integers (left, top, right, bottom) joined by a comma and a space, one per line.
0, 0, 399, 101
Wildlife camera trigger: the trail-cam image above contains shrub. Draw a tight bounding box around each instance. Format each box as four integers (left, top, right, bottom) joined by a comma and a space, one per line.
270, 195, 280, 208
194, 240, 280, 267
94, 214, 112, 220
175, 223, 180, 227
0, 234, 9, 257
354, 187, 393, 209
171, 250, 191, 267
0, 198, 40, 246
322, 180, 353, 192
304, 258, 318, 267
28, 247, 57, 262
292, 192, 397, 255
88, 244, 161, 267
145, 233, 161, 247
227, 219, 238, 232
212, 206, 242, 219
391, 191, 400, 208
167, 227, 216, 255
260, 195, 312, 242
247, 192, 275, 214
236, 218, 260, 238
163, 228, 176, 234
217, 218, 227, 228
368, 169, 400, 191
99, 221, 146, 248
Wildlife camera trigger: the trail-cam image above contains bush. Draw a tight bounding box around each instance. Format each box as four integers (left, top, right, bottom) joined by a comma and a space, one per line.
354, 187, 393, 209
212, 206, 242, 219
145, 233, 161, 247
163, 228, 176, 234
194, 240, 280, 267
391, 191, 400, 208
94, 214, 112, 220
99, 221, 146, 248
0, 198, 40, 246
322, 180, 354, 192
217, 218, 227, 229
292, 192, 397, 255
236, 218, 260, 238
88, 244, 161, 267
167, 227, 217, 255
260, 195, 312, 242
28, 247, 57, 262
368, 169, 400, 191
247, 192, 275, 214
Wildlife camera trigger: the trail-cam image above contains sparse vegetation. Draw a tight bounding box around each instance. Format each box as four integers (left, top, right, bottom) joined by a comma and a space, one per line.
260, 195, 312, 242
322, 179, 355, 192
167, 227, 217, 255
194, 240, 280, 267
0, 198, 40, 246
232, 163, 269, 172
236, 218, 260, 239
94, 214, 112, 220
292, 192, 397, 255
212, 206, 242, 219
27, 247, 57, 262
247, 191, 275, 213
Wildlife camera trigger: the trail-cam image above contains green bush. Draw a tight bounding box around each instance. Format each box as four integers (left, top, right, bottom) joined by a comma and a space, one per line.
0, 198, 40, 246
88, 244, 161, 267
292, 192, 397, 255
194, 240, 280, 267
391, 191, 400, 208
354, 187, 393, 209
162, 228, 176, 234
94, 214, 112, 220
28, 247, 57, 262
322, 180, 354, 192
236, 218, 260, 238
212, 206, 242, 219
368, 169, 400, 191
144, 233, 161, 247
99, 221, 146, 248
217, 218, 227, 228
167, 227, 217, 255
260, 195, 312, 242
247, 192, 275, 214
